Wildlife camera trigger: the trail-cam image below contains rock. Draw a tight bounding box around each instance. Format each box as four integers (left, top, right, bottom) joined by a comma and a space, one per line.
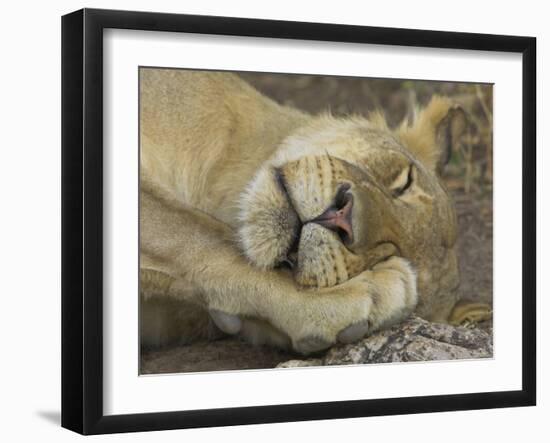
276, 315, 493, 368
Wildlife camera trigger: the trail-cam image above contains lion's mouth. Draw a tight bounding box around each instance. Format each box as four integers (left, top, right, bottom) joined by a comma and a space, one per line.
239, 156, 372, 288
273, 169, 301, 270
275, 167, 354, 243
277, 236, 299, 270
273, 167, 356, 277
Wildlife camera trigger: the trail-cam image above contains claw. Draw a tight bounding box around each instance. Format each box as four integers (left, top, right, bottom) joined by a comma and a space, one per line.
210, 309, 242, 334
337, 320, 370, 344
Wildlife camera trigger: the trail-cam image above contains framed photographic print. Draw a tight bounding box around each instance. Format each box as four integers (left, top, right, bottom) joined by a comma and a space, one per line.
61, 8, 536, 435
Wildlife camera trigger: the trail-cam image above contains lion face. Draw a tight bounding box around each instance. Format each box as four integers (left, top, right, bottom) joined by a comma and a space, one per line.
239, 98, 466, 318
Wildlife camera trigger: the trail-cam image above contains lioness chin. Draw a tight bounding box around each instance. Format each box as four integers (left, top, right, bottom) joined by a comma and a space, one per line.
140, 69, 477, 355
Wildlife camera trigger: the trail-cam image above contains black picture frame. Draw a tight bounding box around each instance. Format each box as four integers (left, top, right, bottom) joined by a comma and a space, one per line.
61, 8, 536, 435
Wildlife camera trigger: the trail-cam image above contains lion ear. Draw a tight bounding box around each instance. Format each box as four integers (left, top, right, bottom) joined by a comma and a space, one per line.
397, 96, 468, 174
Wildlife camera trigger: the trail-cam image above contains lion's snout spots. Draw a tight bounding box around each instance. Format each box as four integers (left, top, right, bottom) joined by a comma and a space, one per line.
240, 154, 368, 288
277, 156, 366, 288
295, 223, 366, 288
280, 155, 345, 221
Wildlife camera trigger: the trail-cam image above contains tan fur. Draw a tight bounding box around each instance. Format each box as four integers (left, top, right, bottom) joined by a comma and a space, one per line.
140, 69, 467, 354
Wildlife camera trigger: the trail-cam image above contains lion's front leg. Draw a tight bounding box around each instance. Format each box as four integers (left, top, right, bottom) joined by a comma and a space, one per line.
184, 255, 417, 355
268, 256, 418, 354
141, 189, 417, 354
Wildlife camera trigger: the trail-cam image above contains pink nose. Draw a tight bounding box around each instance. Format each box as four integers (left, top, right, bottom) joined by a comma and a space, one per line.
311, 194, 353, 245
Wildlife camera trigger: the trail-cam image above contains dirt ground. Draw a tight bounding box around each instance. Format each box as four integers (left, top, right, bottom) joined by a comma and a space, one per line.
140, 72, 493, 374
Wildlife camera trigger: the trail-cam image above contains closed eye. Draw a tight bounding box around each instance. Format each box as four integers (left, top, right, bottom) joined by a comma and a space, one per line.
390, 164, 414, 198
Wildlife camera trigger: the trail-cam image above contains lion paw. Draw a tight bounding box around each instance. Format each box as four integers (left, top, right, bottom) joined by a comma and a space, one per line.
448, 301, 492, 326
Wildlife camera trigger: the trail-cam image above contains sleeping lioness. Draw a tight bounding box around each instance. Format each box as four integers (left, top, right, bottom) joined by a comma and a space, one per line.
140, 69, 489, 355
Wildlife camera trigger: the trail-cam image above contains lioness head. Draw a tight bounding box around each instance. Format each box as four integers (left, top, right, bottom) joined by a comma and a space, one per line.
239, 97, 467, 318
